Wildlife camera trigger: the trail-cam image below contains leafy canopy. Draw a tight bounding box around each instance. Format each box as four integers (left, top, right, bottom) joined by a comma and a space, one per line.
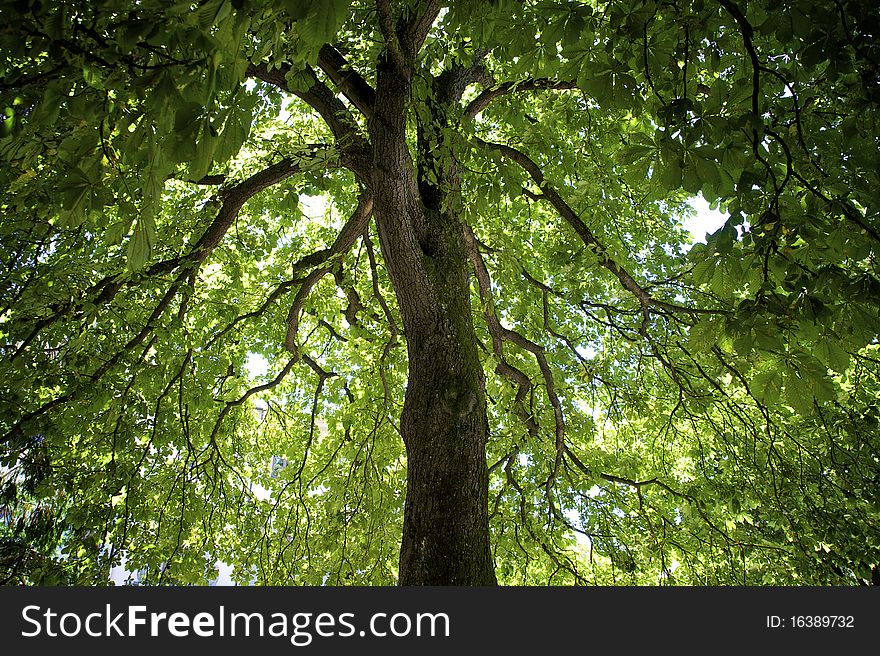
1, 0, 879, 585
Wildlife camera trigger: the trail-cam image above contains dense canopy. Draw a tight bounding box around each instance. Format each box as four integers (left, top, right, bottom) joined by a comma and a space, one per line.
1, 0, 879, 585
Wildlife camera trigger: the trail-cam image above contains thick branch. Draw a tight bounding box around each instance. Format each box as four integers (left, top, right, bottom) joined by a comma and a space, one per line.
400, 0, 443, 56
376, 0, 408, 73
247, 62, 370, 176
187, 174, 226, 186
196, 157, 311, 256
317, 44, 376, 119
435, 59, 494, 105
465, 78, 578, 117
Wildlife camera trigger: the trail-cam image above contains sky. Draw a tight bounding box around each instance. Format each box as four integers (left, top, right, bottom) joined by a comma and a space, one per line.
684, 194, 727, 244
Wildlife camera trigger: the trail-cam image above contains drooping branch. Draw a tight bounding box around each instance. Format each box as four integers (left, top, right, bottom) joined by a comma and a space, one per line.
363, 227, 401, 413
3, 269, 187, 444
563, 445, 753, 548
190, 184, 376, 351
12, 155, 317, 362
520, 267, 599, 382
716, 0, 761, 150
464, 224, 562, 467
284, 194, 374, 354
206, 278, 303, 350
465, 78, 578, 117
502, 454, 587, 583
332, 260, 370, 327
464, 227, 536, 435
477, 139, 725, 323
207, 355, 301, 446
363, 227, 399, 338
4, 154, 334, 446
477, 139, 651, 305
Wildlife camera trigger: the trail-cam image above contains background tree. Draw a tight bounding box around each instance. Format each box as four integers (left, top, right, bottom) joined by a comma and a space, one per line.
1, 0, 878, 585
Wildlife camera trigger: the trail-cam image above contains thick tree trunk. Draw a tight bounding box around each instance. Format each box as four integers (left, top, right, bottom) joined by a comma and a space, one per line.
370, 60, 496, 585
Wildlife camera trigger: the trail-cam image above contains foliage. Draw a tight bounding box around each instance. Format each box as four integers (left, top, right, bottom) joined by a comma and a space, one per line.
1, 0, 878, 585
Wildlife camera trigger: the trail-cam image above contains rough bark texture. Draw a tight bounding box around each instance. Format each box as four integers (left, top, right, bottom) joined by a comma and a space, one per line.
370, 53, 496, 585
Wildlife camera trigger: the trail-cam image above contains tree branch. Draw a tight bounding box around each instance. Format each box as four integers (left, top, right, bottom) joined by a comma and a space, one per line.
400, 0, 443, 56
717, 0, 762, 154
563, 445, 749, 547
477, 139, 722, 322
284, 194, 374, 353
317, 44, 376, 119
465, 78, 578, 117
247, 62, 371, 177
376, 0, 408, 73
477, 139, 651, 303
464, 224, 560, 454
11, 155, 316, 363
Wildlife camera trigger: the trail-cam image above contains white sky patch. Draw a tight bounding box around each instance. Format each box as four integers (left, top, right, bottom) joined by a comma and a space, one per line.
576, 344, 597, 360
245, 352, 269, 379
299, 194, 327, 219
684, 194, 727, 244
564, 508, 592, 548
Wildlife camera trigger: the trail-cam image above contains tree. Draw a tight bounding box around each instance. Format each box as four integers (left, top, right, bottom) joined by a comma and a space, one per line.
1, 0, 878, 586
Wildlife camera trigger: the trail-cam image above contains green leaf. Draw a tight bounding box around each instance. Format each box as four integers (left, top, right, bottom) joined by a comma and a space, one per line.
815, 338, 851, 373
281, 189, 299, 212
784, 366, 813, 414
126, 215, 157, 272
215, 105, 251, 162
196, 0, 231, 29
104, 219, 132, 247
753, 367, 783, 405
660, 158, 683, 190
188, 119, 218, 180
618, 144, 652, 165
300, 0, 351, 45
285, 68, 314, 94
282, 0, 312, 20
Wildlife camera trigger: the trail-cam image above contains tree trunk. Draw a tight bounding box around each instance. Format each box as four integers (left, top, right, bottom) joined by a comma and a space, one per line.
370, 59, 496, 585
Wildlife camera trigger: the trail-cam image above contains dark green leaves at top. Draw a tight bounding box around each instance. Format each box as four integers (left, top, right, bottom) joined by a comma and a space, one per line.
195, 0, 233, 30
279, 0, 353, 62
56, 162, 104, 227
577, 60, 640, 110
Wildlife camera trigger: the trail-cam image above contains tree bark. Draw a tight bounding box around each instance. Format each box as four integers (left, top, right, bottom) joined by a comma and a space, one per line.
370, 58, 496, 585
